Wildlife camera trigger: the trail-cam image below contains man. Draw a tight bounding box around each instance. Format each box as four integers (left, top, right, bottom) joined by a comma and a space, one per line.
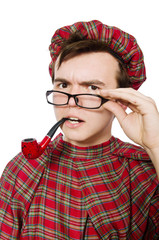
0, 20, 159, 239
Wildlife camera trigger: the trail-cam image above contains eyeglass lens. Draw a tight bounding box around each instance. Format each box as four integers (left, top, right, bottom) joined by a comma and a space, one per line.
47, 91, 103, 109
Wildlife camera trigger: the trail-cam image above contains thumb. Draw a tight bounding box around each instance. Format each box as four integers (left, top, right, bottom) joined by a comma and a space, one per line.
103, 100, 128, 124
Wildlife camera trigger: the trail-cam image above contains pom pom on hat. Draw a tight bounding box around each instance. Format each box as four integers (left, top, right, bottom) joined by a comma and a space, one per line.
49, 20, 146, 90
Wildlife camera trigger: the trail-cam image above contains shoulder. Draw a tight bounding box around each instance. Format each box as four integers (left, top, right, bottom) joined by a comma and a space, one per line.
111, 137, 159, 186
0, 135, 62, 220
0, 152, 47, 203
112, 137, 150, 160
0, 133, 62, 194
0, 140, 57, 207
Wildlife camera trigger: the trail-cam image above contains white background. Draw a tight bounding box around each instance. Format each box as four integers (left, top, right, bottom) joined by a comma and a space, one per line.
0, 0, 159, 176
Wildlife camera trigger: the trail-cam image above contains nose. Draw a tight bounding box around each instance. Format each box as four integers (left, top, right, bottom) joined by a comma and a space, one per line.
68, 95, 77, 107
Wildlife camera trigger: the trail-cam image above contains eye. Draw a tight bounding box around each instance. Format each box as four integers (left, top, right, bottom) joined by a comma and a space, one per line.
88, 85, 99, 90
58, 82, 68, 89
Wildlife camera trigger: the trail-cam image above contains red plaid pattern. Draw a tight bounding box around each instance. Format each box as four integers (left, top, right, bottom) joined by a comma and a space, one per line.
49, 20, 146, 90
0, 133, 159, 239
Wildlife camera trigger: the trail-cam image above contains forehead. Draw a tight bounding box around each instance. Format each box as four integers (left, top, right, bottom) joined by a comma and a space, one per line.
54, 52, 119, 87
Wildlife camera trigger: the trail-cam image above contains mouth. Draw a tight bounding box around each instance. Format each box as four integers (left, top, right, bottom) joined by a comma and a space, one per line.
67, 117, 84, 124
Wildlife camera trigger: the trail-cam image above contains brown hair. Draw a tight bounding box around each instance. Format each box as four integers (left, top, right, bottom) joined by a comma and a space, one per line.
52, 31, 130, 88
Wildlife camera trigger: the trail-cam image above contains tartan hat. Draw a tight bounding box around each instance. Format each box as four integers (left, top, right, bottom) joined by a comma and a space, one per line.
49, 20, 146, 90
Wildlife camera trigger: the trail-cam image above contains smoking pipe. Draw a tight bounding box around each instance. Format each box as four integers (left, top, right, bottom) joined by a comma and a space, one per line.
22, 118, 68, 159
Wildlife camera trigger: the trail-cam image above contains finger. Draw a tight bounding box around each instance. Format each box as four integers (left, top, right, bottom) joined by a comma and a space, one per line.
107, 88, 153, 102
101, 89, 143, 105
100, 88, 149, 102
100, 88, 157, 113
116, 100, 140, 113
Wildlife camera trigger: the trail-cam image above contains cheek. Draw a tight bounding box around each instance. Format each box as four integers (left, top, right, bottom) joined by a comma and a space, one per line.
96, 108, 115, 126
87, 108, 114, 124
53, 107, 63, 119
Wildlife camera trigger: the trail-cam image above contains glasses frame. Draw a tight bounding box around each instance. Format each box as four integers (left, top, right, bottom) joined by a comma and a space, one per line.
46, 90, 109, 109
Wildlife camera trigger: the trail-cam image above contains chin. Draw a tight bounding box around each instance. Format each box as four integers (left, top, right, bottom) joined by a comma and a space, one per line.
63, 134, 85, 145
63, 131, 87, 146
63, 131, 99, 147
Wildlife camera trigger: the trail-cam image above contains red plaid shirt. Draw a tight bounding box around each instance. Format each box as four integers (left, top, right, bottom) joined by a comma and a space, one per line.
0, 133, 159, 239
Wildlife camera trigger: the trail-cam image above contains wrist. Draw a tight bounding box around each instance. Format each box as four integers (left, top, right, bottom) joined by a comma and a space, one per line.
145, 147, 159, 179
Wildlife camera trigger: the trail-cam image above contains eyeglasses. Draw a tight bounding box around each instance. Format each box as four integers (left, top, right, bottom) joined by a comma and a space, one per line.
46, 90, 108, 109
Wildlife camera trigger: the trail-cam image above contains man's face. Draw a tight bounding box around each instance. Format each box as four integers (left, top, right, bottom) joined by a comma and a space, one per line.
53, 52, 119, 146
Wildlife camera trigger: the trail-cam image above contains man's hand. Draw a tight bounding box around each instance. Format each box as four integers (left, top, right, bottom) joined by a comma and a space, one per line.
101, 88, 159, 178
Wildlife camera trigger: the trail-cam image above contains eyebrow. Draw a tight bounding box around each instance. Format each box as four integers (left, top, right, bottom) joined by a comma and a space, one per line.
54, 78, 70, 84
79, 80, 105, 86
54, 78, 105, 86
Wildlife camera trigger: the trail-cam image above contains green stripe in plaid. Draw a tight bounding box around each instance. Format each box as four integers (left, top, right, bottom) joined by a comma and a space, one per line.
0, 133, 158, 239
49, 20, 146, 90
